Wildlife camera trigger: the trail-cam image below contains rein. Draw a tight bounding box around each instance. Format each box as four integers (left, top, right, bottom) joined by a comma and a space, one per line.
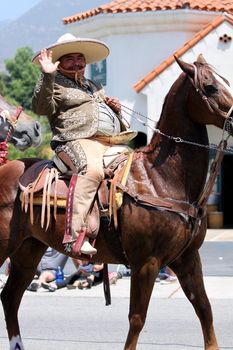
120, 103, 233, 154
119, 65, 233, 154
197, 140, 226, 209
4, 106, 23, 142
0, 106, 23, 165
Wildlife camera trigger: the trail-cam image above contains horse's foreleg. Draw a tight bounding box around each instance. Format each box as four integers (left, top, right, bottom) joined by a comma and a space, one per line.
1, 237, 47, 350
171, 250, 219, 350
124, 257, 159, 350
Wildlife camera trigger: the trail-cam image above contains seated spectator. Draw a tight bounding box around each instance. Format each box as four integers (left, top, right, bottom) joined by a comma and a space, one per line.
0, 257, 10, 289
156, 266, 177, 284
58, 260, 104, 290
27, 247, 69, 292
108, 271, 123, 285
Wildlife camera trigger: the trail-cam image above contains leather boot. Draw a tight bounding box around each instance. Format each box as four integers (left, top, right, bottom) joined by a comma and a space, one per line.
70, 175, 100, 255
80, 237, 97, 255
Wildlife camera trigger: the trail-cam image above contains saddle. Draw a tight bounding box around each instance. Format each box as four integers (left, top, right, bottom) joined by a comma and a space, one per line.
19, 151, 134, 236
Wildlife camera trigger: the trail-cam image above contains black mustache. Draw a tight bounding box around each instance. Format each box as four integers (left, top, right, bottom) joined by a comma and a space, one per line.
69, 65, 85, 71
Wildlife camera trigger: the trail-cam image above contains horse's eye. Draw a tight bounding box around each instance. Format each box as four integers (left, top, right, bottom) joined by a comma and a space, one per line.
205, 85, 217, 96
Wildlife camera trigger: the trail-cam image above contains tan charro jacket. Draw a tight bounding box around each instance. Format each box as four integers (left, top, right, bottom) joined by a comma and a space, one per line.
32, 72, 126, 144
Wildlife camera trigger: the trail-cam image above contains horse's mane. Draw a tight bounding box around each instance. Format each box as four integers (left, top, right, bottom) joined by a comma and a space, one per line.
155, 72, 187, 131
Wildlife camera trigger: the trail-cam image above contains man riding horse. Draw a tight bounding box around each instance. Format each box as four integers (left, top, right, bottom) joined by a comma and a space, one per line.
32, 33, 136, 256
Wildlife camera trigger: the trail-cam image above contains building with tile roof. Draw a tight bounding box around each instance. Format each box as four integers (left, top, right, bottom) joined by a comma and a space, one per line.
63, 1, 233, 24
63, 1, 233, 226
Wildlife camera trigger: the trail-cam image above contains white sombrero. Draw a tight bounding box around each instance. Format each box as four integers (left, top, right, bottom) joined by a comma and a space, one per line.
32, 33, 110, 65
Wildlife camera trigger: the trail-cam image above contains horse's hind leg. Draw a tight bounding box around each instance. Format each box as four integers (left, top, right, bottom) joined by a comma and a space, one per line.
1, 237, 47, 350
171, 249, 219, 350
124, 257, 159, 350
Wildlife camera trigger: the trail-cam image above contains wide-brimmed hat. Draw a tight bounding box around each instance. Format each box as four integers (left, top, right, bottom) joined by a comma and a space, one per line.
32, 33, 109, 65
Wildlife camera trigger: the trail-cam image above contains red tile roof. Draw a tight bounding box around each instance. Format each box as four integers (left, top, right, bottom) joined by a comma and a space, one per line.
63, 0, 233, 24
134, 14, 233, 92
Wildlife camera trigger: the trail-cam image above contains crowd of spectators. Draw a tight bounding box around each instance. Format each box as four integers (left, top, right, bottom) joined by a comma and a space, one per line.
0, 251, 176, 293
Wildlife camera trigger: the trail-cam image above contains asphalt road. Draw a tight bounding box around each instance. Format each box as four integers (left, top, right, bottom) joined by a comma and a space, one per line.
0, 296, 232, 349
200, 242, 233, 276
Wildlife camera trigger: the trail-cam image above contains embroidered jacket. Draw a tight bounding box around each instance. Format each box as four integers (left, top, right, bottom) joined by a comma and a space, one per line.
32, 72, 126, 143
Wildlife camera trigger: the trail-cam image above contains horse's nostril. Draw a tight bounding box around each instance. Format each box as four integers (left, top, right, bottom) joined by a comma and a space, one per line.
34, 121, 41, 136
35, 121, 40, 130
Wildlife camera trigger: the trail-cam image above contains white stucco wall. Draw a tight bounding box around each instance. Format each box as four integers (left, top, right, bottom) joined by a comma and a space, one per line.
141, 20, 233, 143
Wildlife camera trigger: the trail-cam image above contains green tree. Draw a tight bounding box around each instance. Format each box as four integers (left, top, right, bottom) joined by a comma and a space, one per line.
3, 47, 40, 110
0, 72, 7, 95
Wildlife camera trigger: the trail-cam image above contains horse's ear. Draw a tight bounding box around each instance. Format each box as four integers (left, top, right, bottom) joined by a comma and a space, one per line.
174, 55, 194, 76
196, 54, 207, 64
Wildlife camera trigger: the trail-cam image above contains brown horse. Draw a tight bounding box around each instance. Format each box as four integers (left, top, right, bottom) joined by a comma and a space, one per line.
1, 55, 233, 350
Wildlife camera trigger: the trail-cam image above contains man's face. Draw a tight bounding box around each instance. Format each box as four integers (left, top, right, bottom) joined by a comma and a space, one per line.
59, 53, 86, 75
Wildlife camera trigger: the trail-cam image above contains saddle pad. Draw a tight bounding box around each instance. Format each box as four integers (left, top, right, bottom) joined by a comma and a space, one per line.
22, 194, 67, 208
19, 159, 54, 192
20, 165, 68, 230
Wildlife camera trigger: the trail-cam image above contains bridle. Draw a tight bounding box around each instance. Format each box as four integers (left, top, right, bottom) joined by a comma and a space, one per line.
189, 63, 233, 129
0, 114, 16, 139
0, 106, 23, 165
0, 106, 23, 143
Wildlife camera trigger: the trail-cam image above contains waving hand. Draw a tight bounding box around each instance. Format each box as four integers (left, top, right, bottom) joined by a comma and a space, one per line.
38, 49, 60, 73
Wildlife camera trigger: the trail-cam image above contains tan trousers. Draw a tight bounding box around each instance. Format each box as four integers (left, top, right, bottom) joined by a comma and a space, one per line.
58, 138, 110, 239
58, 138, 129, 241
78, 138, 110, 181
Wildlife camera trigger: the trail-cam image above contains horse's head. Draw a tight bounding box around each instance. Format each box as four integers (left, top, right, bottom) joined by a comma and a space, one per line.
0, 109, 41, 150
175, 54, 233, 137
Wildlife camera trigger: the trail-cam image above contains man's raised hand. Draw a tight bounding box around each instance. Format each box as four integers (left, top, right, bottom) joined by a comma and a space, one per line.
38, 49, 60, 73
